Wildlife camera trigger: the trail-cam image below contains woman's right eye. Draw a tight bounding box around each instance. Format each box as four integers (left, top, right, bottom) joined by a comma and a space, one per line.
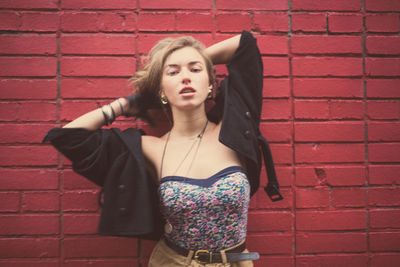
167, 70, 178, 75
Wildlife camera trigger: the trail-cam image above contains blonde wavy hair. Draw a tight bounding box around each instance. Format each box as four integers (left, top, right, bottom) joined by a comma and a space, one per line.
130, 36, 215, 106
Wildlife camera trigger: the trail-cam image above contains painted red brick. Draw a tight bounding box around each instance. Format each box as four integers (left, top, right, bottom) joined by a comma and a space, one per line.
367, 36, 400, 55
261, 99, 291, 120
295, 143, 365, 163
216, 13, 252, 32
330, 100, 364, 120
370, 209, 400, 229
0, 124, 54, 144
332, 188, 367, 208
367, 100, 400, 120
259, 122, 292, 142
296, 166, 366, 187
262, 57, 290, 76
292, 57, 363, 76
297, 255, 368, 267
296, 232, 367, 253
64, 259, 139, 267
61, 12, 98, 32
291, 35, 362, 54
294, 100, 329, 119
0, 215, 59, 235
295, 122, 364, 142
296, 210, 366, 230
176, 12, 213, 31
62, 191, 100, 212
367, 79, 400, 98
0, 192, 19, 212
22, 191, 60, 212
0, 146, 57, 166
295, 188, 330, 208
292, 0, 361, 11
247, 234, 293, 254
0, 169, 58, 190
329, 13, 363, 33
369, 188, 400, 206
0, 11, 20, 30
263, 78, 290, 97
254, 13, 288, 32
257, 35, 288, 55
63, 237, 138, 258
366, 58, 400, 76
368, 122, 400, 141
369, 165, 400, 185
365, 0, 400, 11
0, 0, 58, 9
0, 79, 56, 100
20, 12, 59, 32
292, 13, 326, 32
63, 169, 100, 190
366, 14, 400, 33
138, 13, 175, 31
61, 78, 131, 99
248, 211, 292, 231
293, 78, 363, 98
141, 0, 211, 9
371, 254, 400, 267
0, 238, 59, 258
217, 0, 287, 10
0, 34, 56, 55
63, 214, 99, 234
370, 232, 400, 251
62, 0, 136, 9
0, 57, 57, 77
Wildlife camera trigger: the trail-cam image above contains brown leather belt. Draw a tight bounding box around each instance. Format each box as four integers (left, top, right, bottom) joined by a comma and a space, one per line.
164, 238, 259, 264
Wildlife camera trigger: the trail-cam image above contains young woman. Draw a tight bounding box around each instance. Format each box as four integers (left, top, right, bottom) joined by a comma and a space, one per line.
44, 30, 282, 266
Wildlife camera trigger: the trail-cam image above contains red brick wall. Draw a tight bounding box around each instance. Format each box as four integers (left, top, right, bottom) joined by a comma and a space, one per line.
1, 0, 400, 266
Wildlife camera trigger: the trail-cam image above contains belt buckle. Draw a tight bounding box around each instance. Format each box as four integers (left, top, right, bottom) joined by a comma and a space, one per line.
194, 249, 212, 264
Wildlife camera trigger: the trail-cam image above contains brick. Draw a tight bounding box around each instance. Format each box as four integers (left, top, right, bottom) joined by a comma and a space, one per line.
255, 186, 293, 209
370, 232, 400, 251
330, 100, 364, 120
368, 122, 400, 141
0, 0, 58, 9
294, 100, 329, 119
0, 261, 59, 267
246, 234, 292, 254
367, 100, 400, 120
366, 14, 400, 33
138, 13, 175, 31
293, 78, 363, 98
0, 34, 56, 55
61, 34, 135, 55
61, 57, 135, 77
0, 57, 57, 77
0, 11, 20, 30
62, 191, 100, 212
61, 12, 98, 32
0, 146, 57, 166
297, 210, 366, 230
295, 144, 365, 163
291, 13, 326, 32
329, 13, 363, 33
369, 165, 400, 185
292, 0, 361, 11
0, 192, 19, 212
257, 35, 288, 55
259, 122, 292, 142
296, 232, 367, 253
366, 0, 400, 11
255, 256, 293, 267
60, 101, 99, 121
61, 78, 131, 99
0, 215, 59, 235
297, 255, 368, 267
263, 78, 290, 97
141, 0, 211, 9
63, 214, 99, 234
367, 36, 400, 55
64, 259, 139, 267
261, 99, 291, 120
332, 188, 367, 207
0, 238, 59, 258
0, 124, 54, 144
295, 122, 364, 142
97, 12, 136, 32
22, 192, 59, 212
292, 57, 363, 77
366, 58, 400, 76
369, 188, 400, 206
0, 79, 56, 100
370, 209, 400, 229
254, 13, 288, 32
176, 12, 213, 31
371, 254, 400, 267
367, 79, 400, 98
295, 166, 366, 187
64, 237, 138, 258
63, 169, 100, 190
216, 13, 252, 32
0, 103, 18, 121
62, 0, 136, 9
262, 57, 290, 76
20, 12, 59, 32
218, 0, 287, 10
292, 35, 362, 54
0, 169, 58, 190
11, 102, 57, 122
247, 211, 292, 232
295, 188, 330, 208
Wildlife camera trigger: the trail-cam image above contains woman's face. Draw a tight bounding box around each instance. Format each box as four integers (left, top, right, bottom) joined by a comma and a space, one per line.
161, 46, 211, 111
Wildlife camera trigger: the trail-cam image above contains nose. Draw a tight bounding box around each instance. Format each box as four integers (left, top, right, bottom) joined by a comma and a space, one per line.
181, 68, 191, 85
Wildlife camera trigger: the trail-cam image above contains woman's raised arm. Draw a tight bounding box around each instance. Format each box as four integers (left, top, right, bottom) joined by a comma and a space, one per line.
205, 34, 241, 65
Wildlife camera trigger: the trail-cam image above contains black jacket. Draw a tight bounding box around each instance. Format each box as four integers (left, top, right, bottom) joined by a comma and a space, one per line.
43, 31, 282, 240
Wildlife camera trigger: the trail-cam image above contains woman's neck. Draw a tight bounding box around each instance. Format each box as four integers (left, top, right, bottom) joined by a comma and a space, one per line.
169, 106, 208, 139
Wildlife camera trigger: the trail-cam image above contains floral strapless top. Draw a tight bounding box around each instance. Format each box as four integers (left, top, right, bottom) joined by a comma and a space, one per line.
158, 166, 250, 251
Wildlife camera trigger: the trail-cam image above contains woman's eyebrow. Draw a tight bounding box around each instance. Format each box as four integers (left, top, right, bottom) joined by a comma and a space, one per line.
164, 61, 203, 69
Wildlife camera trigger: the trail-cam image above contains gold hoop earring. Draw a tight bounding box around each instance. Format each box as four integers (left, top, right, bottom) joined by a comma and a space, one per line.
207, 88, 213, 99
160, 94, 168, 105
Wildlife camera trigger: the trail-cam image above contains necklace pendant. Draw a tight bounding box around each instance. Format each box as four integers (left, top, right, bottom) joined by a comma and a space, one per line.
164, 222, 173, 234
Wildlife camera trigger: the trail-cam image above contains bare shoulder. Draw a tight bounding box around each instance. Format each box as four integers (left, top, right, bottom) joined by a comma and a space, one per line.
141, 135, 165, 167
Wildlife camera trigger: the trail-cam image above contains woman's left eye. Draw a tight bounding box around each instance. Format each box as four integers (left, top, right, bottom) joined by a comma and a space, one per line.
192, 68, 201, 73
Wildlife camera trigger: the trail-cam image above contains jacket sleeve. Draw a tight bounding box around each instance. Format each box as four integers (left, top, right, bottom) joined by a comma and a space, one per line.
42, 127, 127, 186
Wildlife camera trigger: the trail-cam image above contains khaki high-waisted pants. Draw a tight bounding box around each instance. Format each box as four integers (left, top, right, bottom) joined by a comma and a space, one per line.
148, 239, 254, 267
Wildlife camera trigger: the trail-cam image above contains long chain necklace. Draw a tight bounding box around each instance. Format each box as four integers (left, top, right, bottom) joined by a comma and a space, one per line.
159, 120, 209, 179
